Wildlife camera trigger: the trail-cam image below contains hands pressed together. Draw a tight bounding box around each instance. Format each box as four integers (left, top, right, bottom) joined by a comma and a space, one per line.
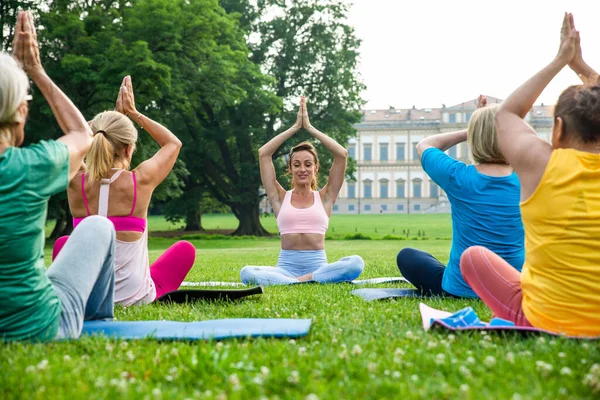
11, 10, 43, 78
292, 96, 313, 131
115, 76, 139, 120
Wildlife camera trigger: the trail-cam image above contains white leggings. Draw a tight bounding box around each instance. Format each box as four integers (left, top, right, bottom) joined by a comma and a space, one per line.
240, 250, 364, 286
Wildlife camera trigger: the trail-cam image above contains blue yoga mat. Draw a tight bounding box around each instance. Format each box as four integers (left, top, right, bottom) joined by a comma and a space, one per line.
81, 319, 312, 341
351, 288, 420, 301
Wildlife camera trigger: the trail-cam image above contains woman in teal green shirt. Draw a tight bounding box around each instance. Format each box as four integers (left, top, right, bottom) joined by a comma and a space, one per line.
0, 11, 116, 341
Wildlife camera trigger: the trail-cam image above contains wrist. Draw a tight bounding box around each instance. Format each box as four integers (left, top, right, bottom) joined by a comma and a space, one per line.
28, 66, 48, 84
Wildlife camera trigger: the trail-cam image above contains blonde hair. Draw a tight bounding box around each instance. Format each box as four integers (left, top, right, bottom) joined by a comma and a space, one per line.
288, 141, 319, 190
0, 53, 29, 146
86, 111, 138, 181
467, 104, 506, 164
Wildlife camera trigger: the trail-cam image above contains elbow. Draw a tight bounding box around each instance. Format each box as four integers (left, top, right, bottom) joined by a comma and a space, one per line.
340, 148, 349, 159
173, 137, 183, 149
258, 146, 269, 159
415, 140, 426, 155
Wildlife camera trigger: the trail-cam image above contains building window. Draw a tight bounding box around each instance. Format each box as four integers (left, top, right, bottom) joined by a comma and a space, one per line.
448, 146, 457, 159
396, 143, 405, 161
413, 179, 422, 198
380, 143, 388, 162
430, 181, 438, 198
396, 180, 405, 198
347, 182, 356, 199
333, 205, 339, 211
449, 113, 456, 124
348, 144, 356, 159
412, 142, 419, 160
414, 204, 421, 211
348, 204, 355, 211
464, 144, 470, 160
363, 180, 372, 199
363, 144, 372, 161
379, 179, 389, 199
381, 204, 387, 211
364, 204, 371, 211
397, 204, 404, 211
466, 112, 472, 122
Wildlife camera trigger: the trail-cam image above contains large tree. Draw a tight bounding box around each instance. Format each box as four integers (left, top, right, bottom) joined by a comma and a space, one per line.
166, 0, 365, 235
9, 0, 185, 237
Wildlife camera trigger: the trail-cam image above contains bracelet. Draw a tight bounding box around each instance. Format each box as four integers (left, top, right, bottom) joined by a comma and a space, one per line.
135, 113, 144, 126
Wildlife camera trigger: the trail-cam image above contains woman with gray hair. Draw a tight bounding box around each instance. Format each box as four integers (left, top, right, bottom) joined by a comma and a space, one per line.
0, 11, 116, 341
396, 95, 525, 298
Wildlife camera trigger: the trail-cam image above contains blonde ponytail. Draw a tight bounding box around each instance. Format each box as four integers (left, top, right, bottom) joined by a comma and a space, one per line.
86, 132, 115, 182
86, 111, 138, 182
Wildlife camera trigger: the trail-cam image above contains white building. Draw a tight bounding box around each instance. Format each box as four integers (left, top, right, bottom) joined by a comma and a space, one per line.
333, 96, 554, 214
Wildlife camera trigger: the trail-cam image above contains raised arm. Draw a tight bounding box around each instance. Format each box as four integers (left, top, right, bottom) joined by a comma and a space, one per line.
416, 96, 490, 160
115, 76, 182, 188
496, 12, 577, 200
258, 102, 302, 215
568, 14, 599, 84
416, 130, 467, 160
301, 97, 348, 207
13, 11, 92, 181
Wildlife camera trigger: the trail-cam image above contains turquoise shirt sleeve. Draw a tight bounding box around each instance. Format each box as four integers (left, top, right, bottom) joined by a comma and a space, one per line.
24, 140, 70, 198
420, 147, 464, 192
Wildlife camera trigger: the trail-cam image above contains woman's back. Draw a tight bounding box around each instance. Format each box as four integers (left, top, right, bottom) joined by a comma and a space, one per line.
521, 148, 600, 335
422, 148, 524, 297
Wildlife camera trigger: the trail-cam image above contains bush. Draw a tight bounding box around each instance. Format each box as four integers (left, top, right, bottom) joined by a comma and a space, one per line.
343, 233, 372, 240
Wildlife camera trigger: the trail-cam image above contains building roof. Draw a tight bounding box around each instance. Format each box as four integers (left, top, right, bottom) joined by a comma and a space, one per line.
360, 96, 554, 124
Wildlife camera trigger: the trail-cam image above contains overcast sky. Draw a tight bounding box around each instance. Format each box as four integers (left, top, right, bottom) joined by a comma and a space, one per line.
346, 0, 600, 109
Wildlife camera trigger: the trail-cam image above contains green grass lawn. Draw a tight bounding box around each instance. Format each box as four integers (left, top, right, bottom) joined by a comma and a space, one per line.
6, 218, 600, 399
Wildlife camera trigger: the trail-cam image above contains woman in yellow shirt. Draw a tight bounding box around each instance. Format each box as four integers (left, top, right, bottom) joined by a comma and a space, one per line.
460, 13, 600, 337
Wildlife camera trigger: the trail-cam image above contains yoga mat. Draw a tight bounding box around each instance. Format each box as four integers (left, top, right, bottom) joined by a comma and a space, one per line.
419, 303, 600, 339
81, 319, 312, 341
181, 277, 408, 288
352, 277, 409, 285
181, 281, 245, 288
351, 288, 420, 301
155, 286, 263, 303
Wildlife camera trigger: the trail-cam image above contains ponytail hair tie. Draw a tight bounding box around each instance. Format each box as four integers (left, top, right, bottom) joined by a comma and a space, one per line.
94, 130, 107, 137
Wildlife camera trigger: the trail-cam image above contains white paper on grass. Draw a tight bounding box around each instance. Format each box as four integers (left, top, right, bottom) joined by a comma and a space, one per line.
419, 302, 453, 331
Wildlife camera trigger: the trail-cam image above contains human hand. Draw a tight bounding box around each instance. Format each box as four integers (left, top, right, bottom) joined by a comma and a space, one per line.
568, 14, 584, 70
117, 76, 138, 117
476, 95, 487, 109
11, 11, 43, 78
292, 98, 302, 130
301, 96, 312, 129
557, 12, 578, 65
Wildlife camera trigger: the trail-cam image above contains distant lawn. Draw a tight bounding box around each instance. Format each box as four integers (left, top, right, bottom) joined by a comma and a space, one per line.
148, 213, 453, 240
46, 213, 452, 240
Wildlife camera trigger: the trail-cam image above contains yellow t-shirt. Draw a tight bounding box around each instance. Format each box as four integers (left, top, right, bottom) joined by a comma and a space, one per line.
521, 148, 600, 336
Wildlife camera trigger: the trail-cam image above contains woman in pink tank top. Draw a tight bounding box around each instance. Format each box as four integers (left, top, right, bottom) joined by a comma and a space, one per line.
53, 76, 196, 305
240, 97, 364, 285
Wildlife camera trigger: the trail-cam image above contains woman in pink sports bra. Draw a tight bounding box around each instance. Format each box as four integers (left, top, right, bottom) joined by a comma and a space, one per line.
53, 76, 196, 306
240, 97, 364, 285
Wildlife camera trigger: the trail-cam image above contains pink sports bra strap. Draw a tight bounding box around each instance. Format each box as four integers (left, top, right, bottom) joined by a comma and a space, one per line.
130, 171, 137, 216
81, 173, 91, 216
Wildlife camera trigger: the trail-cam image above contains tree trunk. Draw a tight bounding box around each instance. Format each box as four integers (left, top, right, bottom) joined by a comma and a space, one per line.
185, 202, 204, 232
232, 203, 270, 236
49, 200, 73, 240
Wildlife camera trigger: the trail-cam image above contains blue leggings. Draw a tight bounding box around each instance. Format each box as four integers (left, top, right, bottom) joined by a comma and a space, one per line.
240, 250, 364, 286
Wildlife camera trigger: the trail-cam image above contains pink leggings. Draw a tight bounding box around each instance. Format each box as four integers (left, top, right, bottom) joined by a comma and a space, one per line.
53, 237, 196, 299
460, 246, 532, 327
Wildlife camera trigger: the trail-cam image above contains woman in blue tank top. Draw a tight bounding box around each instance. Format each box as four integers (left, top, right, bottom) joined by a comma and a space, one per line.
396, 96, 525, 298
